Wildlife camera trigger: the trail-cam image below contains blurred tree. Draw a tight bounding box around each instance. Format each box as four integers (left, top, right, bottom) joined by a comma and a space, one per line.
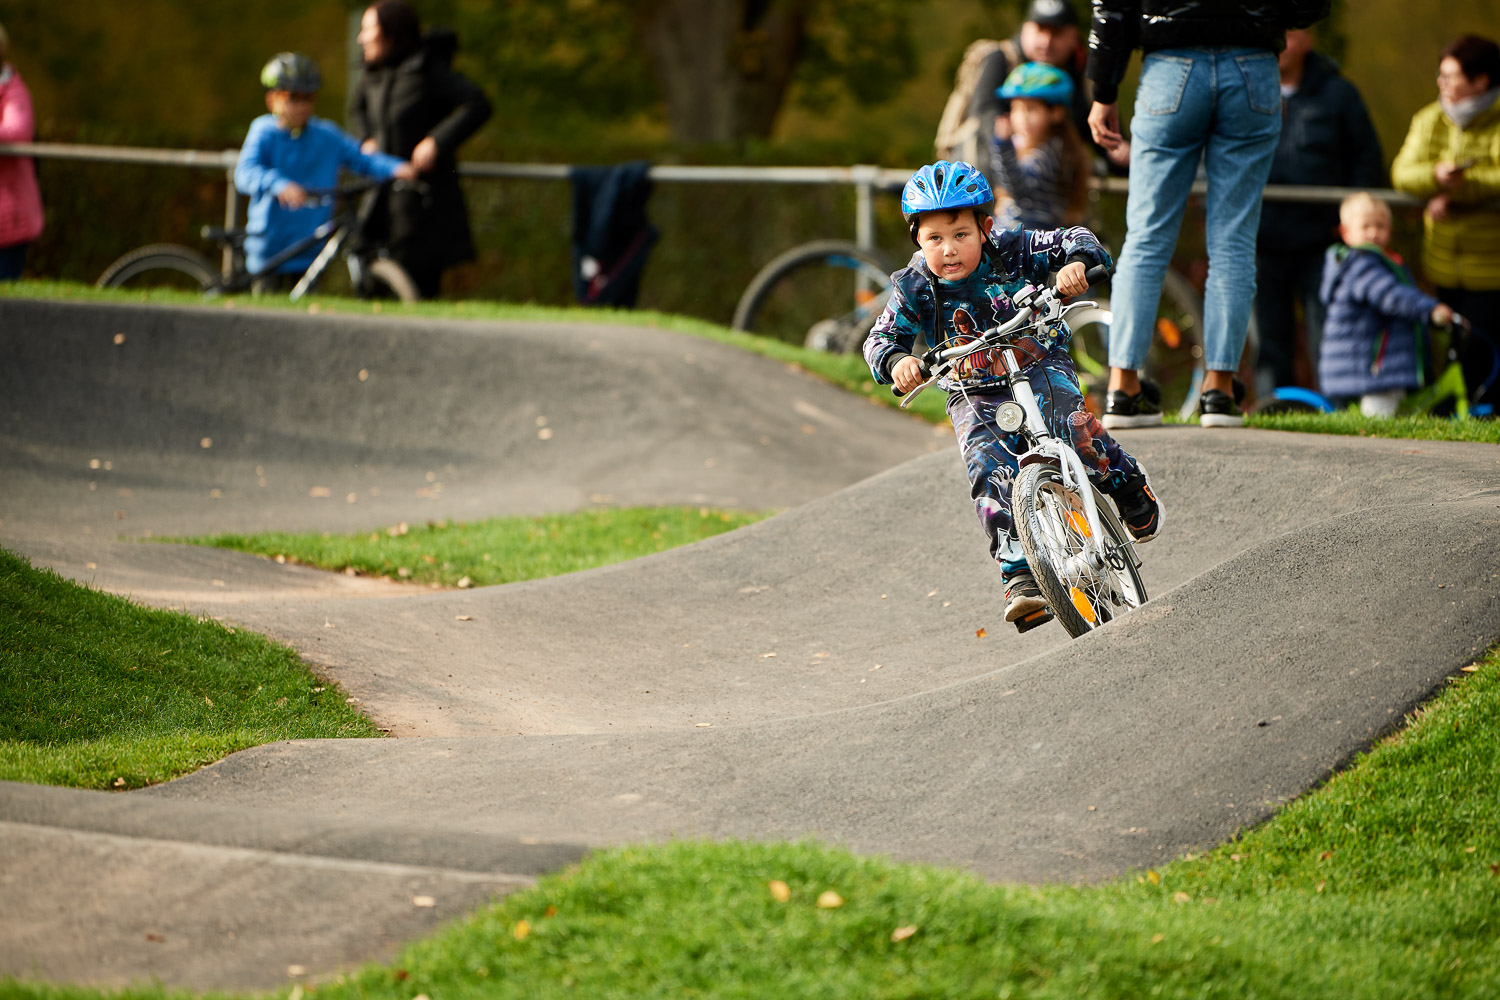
422, 0, 919, 145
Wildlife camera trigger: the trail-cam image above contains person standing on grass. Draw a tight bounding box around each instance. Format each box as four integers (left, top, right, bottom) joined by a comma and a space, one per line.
0, 21, 44, 282
1087, 0, 1331, 429
1253, 27, 1384, 397
351, 0, 492, 300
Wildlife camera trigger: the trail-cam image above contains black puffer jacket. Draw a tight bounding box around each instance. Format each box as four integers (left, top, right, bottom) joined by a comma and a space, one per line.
1086, 1, 1332, 104
350, 28, 492, 273
1258, 52, 1385, 251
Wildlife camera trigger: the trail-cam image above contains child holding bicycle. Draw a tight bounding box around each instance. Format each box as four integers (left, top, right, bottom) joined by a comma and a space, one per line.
1319, 191, 1453, 417
864, 160, 1162, 632
235, 52, 415, 287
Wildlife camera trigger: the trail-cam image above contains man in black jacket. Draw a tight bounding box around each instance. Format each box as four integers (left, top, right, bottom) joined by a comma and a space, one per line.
1254, 28, 1384, 393
1087, 0, 1331, 428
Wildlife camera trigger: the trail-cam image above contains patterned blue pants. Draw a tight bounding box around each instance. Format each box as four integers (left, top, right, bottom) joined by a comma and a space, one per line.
946, 352, 1142, 577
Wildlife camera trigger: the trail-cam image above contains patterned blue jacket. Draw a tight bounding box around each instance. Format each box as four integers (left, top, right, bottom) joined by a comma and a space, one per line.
1318, 243, 1437, 398
863, 224, 1111, 392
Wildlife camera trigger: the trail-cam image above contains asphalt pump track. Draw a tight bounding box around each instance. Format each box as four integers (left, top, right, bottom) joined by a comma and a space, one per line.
2, 298, 1497, 990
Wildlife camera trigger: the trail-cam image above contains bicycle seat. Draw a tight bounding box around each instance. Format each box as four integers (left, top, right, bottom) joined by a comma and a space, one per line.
200, 225, 247, 249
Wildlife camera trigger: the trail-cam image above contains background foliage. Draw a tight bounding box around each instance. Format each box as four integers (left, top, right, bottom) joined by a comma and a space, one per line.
2, 0, 1497, 322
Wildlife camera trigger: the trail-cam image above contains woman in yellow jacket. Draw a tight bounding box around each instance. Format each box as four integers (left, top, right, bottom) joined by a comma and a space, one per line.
1392, 34, 1500, 415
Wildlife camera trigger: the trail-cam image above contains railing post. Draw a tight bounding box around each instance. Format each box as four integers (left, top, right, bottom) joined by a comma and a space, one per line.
851, 164, 878, 252
222, 157, 238, 281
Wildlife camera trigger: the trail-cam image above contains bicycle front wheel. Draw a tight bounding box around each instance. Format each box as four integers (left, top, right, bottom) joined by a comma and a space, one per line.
363, 257, 420, 303
1013, 463, 1147, 639
732, 240, 894, 352
96, 244, 219, 292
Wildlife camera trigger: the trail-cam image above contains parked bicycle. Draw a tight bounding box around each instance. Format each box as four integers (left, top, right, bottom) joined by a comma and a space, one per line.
731, 236, 1210, 420
897, 264, 1147, 638
96, 178, 421, 302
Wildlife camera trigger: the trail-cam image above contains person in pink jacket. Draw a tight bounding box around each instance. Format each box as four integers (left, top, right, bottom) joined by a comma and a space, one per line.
0, 21, 45, 280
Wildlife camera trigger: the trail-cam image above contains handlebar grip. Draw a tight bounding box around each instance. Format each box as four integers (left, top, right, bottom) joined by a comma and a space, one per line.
1085, 264, 1113, 288
890, 357, 932, 397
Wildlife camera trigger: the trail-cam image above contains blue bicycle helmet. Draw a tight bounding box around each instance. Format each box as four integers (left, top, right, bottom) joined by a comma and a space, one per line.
901, 160, 993, 240
260, 52, 322, 93
997, 61, 1074, 107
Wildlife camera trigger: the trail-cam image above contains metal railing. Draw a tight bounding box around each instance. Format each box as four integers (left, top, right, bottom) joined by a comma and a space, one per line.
0, 140, 1425, 262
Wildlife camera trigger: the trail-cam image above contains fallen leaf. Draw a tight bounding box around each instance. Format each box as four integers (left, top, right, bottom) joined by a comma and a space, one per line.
816, 890, 844, 909
891, 925, 918, 942
1152, 933, 1165, 944
1461, 665, 1479, 673
695, 722, 712, 728
204, 696, 213, 707
145, 932, 164, 942
975, 627, 987, 638
455, 615, 473, 621
1466, 846, 1477, 853
112, 777, 126, 787
768, 880, 791, 903
309, 486, 332, 498
1316, 881, 1326, 893
358, 368, 369, 381
86, 562, 97, 569
513, 920, 531, 940
200, 437, 212, 449
760, 652, 777, 658
1172, 891, 1190, 904
1319, 850, 1333, 861
113, 333, 126, 345
545, 905, 558, 917
1147, 870, 1160, 886
457, 576, 473, 589
412, 895, 436, 908
287, 965, 307, 977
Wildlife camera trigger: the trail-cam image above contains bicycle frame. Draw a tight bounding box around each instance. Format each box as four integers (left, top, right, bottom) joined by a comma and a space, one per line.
900, 281, 1143, 593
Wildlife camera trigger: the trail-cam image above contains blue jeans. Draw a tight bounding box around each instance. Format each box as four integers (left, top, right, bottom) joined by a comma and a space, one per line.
1110, 48, 1282, 374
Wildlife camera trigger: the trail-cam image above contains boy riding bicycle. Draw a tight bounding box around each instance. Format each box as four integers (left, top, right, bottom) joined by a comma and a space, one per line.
234, 52, 415, 290
865, 160, 1162, 632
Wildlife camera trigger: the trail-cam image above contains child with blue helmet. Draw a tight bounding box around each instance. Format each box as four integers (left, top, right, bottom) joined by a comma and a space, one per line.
234, 52, 416, 285
992, 61, 1091, 231
864, 160, 1162, 631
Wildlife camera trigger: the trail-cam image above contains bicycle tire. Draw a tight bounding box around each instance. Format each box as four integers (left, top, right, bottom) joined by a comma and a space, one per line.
732, 240, 893, 351
96, 244, 219, 292
365, 257, 420, 303
1013, 463, 1147, 639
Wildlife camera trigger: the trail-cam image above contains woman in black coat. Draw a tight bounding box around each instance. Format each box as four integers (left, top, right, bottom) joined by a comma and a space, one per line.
352, 0, 492, 298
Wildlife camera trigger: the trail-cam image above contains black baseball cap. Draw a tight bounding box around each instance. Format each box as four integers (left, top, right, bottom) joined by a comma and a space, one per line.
1026, 0, 1079, 27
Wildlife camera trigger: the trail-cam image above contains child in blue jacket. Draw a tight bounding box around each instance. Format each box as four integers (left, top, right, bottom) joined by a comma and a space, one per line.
234, 53, 414, 285
864, 160, 1161, 633
1319, 192, 1452, 416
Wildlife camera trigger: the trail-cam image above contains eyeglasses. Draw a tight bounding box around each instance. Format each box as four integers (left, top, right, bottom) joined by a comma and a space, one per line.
1436, 71, 1469, 85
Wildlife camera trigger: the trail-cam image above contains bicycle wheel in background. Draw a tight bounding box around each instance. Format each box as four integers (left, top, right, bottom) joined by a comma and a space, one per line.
362, 257, 420, 303
96, 244, 218, 292
1013, 463, 1147, 639
732, 240, 894, 352
1078, 269, 1206, 420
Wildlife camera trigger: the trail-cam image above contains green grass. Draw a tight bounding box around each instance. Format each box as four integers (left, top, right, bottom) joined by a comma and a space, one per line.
6, 647, 1496, 999
0, 547, 380, 790
172, 506, 768, 589
1246, 407, 1500, 443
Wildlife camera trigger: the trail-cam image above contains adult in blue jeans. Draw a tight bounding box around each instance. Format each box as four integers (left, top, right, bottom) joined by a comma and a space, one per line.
1085, 1, 1330, 428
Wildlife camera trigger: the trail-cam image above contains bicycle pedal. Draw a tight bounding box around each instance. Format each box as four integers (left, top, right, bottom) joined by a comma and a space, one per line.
1013, 606, 1054, 633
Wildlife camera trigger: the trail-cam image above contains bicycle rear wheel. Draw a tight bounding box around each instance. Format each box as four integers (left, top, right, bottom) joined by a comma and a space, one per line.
96, 244, 219, 292
732, 240, 894, 352
1013, 463, 1147, 639
363, 257, 420, 303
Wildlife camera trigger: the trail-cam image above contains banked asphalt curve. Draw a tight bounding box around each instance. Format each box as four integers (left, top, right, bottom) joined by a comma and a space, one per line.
1, 297, 1497, 990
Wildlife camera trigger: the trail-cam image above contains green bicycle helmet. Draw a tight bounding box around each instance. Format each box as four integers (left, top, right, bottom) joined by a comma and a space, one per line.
260, 52, 322, 93
997, 61, 1074, 107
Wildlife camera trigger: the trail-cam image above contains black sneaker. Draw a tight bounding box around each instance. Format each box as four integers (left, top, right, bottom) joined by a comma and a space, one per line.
1102, 379, 1163, 429
1199, 381, 1245, 427
1003, 571, 1049, 622
1112, 470, 1164, 543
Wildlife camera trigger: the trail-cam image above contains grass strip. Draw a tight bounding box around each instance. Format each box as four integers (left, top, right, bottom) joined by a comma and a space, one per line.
6, 648, 1496, 998
0, 547, 380, 790
172, 506, 767, 589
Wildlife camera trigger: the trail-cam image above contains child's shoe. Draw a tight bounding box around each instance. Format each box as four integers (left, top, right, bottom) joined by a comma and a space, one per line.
1004, 570, 1052, 632
1112, 470, 1164, 543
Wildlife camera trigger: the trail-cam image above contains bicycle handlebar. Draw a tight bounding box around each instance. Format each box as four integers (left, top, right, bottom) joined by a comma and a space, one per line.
892, 264, 1112, 403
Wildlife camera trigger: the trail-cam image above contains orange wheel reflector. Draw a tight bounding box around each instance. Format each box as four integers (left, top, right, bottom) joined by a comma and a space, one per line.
1156, 317, 1183, 349
1065, 509, 1092, 538
855, 288, 878, 306
1070, 587, 1097, 622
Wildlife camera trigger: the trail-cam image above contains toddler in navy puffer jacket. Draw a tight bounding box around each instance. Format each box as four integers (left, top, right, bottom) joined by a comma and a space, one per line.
1319, 192, 1452, 416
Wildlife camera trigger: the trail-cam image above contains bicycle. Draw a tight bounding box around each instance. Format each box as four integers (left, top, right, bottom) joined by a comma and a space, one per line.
96, 178, 421, 303
895, 263, 1148, 638
731, 237, 1209, 419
